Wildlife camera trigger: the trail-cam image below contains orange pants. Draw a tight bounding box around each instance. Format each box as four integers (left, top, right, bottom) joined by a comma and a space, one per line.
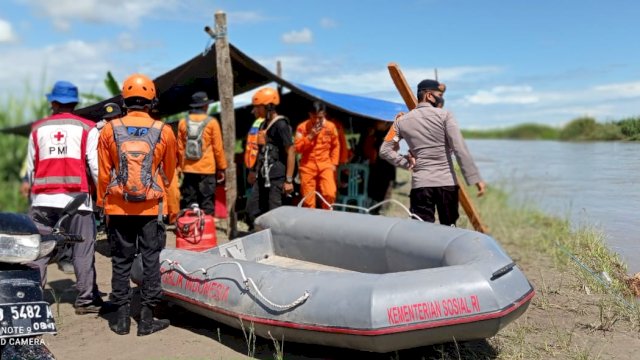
167, 172, 181, 224
299, 165, 336, 209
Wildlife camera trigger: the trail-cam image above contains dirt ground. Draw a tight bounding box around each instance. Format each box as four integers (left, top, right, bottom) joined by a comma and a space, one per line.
41, 218, 640, 360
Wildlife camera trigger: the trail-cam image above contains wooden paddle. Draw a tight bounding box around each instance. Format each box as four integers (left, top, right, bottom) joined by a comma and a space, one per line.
387, 62, 489, 234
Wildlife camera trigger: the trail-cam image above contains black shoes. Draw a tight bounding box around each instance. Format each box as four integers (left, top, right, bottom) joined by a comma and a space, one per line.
109, 304, 131, 335
137, 306, 170, 336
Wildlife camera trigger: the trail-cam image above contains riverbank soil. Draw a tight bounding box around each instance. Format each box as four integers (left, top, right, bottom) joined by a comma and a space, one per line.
44, 174, 639, 359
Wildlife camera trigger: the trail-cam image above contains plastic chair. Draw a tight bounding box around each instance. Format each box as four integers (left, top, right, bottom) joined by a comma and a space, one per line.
336, 163, 370, 212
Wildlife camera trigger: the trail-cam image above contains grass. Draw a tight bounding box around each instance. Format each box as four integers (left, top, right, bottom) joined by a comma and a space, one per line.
239, 318, 257, 358
461, 116, 640, 141
382, 169, 640, 358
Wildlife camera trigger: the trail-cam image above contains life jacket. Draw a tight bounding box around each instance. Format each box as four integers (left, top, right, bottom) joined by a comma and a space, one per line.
106, 118, 165, 202
244, 117, 265, 169
184, 114, 213, 161
30, 114, 93, 195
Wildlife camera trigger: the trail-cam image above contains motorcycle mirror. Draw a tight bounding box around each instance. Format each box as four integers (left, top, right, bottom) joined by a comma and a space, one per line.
53, 194, 88, 232
63, 194, 88, 217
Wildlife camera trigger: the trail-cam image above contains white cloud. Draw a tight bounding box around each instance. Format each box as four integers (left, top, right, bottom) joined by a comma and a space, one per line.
227, 11, 269, 24
308, 66, 504, 95
593, 81, 640, 98
23, 0, 181, 29
282, 28, 313, 44
466, 86, 539, 105
0, 19, 17, 43
0, 40, 117, 97
117, 32, 136, 51
320, 17, 337, 28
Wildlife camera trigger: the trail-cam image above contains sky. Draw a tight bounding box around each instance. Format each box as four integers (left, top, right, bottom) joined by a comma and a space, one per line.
1, 0, 639, 128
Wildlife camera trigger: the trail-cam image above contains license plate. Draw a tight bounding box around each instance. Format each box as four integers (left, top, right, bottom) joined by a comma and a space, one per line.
0, 302, 57, 338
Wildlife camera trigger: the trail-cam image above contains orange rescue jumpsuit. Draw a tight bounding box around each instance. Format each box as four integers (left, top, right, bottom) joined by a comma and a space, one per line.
329, 118, 351, 165
177, 113, 227, 214
294, 119, 340, 209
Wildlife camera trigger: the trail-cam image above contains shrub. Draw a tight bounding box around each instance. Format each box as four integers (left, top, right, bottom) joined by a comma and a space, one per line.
559, 117, 598, 140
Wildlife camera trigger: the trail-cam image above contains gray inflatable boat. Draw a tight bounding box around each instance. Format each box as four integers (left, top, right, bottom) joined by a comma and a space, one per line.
157, 206, 534, 352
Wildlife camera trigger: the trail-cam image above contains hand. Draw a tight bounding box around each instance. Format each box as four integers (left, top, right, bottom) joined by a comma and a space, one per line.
19, 181, 30, 198
283, 181, 294, 195
308, 125, 321, 139
216, 169, 225, 184
476, 182, 486, 197
404, 152, 416, 170
247, 171, 256, 185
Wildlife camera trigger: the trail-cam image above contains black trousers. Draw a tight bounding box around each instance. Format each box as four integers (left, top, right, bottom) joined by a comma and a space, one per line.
107, 215, 166, 307
246, 176, 285, 227
409, 186, 460, 226
180, 173, 216, 214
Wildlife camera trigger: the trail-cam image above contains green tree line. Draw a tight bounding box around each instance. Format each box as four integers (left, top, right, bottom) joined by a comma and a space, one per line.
462, 116, 640, 141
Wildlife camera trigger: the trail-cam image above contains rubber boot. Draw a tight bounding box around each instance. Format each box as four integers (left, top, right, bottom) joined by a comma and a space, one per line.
137, 306, 170, 336
109, 304, 130, 335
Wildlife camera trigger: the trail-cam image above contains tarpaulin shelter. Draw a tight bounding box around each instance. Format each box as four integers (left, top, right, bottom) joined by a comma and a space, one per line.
1, 43, 404, 137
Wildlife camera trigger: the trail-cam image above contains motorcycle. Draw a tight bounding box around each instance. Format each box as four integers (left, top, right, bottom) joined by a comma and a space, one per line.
0, 194, 86, 359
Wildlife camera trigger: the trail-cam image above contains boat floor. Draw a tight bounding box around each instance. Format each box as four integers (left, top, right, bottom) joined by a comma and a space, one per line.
258, 255, 354, 273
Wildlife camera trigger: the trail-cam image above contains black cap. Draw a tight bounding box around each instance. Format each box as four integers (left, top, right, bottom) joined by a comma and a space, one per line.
189, 91, 215, 107
417, 79, 446, 93
102, 102, 122, 119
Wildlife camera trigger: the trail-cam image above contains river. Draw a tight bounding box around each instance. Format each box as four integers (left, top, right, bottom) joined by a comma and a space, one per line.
464, 140, 640, 273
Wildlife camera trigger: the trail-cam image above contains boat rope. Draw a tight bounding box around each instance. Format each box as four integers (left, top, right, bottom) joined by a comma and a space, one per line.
555, 241, 634, 310
160, 258, 311, 310
297, 191, 423, 220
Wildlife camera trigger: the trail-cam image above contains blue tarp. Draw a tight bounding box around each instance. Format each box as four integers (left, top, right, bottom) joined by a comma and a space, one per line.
288, 83, 406, 123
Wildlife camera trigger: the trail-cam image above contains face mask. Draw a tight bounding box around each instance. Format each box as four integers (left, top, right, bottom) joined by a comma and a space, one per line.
430, 94, 445, 108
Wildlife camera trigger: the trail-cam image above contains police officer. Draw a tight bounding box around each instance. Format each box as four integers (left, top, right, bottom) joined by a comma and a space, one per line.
380, 79, 485, 225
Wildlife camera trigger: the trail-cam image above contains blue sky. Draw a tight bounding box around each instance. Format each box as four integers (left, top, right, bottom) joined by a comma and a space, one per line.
1, 0, 639, 128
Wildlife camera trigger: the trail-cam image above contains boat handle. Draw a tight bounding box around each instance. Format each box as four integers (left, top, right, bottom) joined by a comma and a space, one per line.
490, 262, 516, 280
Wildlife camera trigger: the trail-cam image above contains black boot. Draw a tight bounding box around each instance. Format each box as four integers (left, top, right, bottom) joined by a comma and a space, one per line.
109, 304, 130, 335
137, 306, 170, 336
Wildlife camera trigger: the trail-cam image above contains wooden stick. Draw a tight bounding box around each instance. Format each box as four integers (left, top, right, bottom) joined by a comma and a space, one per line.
214, 11, 238, 240
387, 62, 489, 234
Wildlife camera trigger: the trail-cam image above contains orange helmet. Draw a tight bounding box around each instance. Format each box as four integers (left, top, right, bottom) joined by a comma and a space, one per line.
252, 87, 279, 106
122, 74, 156, 100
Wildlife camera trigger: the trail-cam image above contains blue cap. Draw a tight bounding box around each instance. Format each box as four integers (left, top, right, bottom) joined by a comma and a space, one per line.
46, 81, 79, 104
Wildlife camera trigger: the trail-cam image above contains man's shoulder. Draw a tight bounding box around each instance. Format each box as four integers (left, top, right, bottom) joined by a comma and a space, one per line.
272, 116, 291, 129
296, 119, 310, 129
33, 113, 95, 129
409, 105, 450, 120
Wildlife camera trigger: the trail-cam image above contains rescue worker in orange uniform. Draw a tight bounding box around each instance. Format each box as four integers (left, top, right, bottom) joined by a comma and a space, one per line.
177, 91, 227, 215
329, 117, 351, 165
294, 101, 340, 209
166, 152, 181, 225
97, 74, 176, 336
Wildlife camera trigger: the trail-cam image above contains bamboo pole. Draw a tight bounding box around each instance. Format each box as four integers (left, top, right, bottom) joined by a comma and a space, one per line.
213, 11, 238, 239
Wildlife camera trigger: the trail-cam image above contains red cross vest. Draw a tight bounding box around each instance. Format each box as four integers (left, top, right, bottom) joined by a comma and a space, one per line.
30, 113, 94, 194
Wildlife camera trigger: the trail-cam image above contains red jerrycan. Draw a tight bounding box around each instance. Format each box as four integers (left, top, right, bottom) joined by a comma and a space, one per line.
175, 204, 217, 251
